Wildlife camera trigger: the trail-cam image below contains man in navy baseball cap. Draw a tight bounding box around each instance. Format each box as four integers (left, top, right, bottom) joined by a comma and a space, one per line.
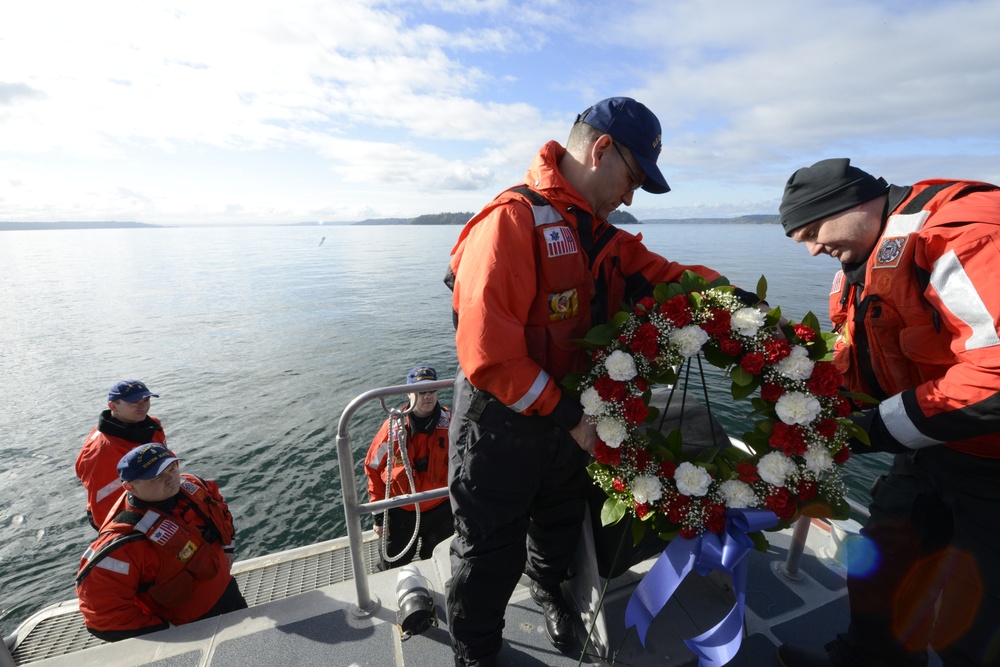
117, 443, 184, 483
107, 380, 159, 403
576, 97, 670, 194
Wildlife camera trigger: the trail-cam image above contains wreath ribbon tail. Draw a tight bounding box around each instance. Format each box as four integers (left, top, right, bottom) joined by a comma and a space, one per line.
624, 536, 699, 646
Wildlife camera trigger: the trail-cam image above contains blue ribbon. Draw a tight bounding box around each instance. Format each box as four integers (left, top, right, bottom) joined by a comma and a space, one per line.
624, 508, 779, 666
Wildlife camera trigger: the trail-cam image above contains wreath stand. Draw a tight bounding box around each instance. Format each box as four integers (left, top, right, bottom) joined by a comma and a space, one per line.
565, 359, 742, 661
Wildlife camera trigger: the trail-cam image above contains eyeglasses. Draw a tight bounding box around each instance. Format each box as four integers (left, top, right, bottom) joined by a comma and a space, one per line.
612, 141, 643, 192
416, 390, 438, 396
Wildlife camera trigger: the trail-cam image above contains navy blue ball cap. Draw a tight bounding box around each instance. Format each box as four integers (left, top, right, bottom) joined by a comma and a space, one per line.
406, 366, 437, 385
108, 379, 159, 403
118, 443, 183, 483
578, 97, 670, 194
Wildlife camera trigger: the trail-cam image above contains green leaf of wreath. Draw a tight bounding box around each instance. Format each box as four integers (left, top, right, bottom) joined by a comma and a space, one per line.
601, 496, 627, 526
680, 270, 710, 294
756, 275, 768, 302
654, 281, 686, 303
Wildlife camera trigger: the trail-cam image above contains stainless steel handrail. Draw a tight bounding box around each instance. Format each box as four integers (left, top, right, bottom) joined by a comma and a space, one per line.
335, 378, 455, 615
780, 495, 870, 579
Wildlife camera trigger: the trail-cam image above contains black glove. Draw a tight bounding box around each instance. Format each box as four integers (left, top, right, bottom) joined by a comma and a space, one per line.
848, 409, 910, 455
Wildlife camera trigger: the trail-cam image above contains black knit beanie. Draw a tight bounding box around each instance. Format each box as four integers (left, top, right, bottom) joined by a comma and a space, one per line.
779, 158, 888, 235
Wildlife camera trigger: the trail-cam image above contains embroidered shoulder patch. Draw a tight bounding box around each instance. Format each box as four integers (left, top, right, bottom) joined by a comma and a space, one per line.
874, 237, 907, 269
151, 519, 179, 546
544, 226, 579, 258
177, 540, 198, 563
830, 270, 844, 296
549, 289, 579, 321
180, 481, 198, 494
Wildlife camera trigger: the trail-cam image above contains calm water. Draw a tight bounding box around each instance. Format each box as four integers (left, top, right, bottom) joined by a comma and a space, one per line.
0, 223, 890, 635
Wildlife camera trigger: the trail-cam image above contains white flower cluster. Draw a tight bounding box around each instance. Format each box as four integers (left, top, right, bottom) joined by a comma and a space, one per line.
757, 451, 798, 487
803, 443, 835, 475
631, 475, 663, 504
719, 479, 757, 509
668, 325, 710, 358
596, 416, 628, 448
775, 345, 814, 381
605, 350, 638, 381
580, 386, 605, 417
674, 461, 712, 497
775, 391, 822, 425
730, 307, 766, 337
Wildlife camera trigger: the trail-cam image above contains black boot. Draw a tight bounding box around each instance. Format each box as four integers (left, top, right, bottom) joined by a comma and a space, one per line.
529, 580, 575, 649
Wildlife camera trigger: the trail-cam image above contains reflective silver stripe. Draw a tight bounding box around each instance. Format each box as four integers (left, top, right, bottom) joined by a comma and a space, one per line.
884, 211, 930, 237
879, 394, 943, 449
96, 556, 130, 576
930, 250, 1000, 351
368, 441, 389, 469
82, 547, 96, 562
134, 511, 159, 533
531, 205, 563, 227
95, 478, 123, 503
508, 370, 550, 413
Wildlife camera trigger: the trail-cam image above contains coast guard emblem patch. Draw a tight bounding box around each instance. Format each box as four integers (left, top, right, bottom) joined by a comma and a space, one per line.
545, 227, 578, 258
549, 289, 579, 321
874, 237, 907, 269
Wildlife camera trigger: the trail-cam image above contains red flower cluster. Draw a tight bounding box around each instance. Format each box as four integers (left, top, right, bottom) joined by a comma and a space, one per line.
764, 487, 797, 521
594, 440, 622, 466
594, 376, 626, 402
735, 462, 759, 483
703, 499, 727, 535
760, 383, 785, 402
793, 324, 817, 342
807, 361, 842, 397
659, 295, 692, 327
623, 396, 649, 425
763, 338, 792, 364
634, 297, 656, 314
718, 336, 743, 356
700, 309, 731, 336
769, 422, 808, 456
740, 351, 765, 374
630, 322, 659, 359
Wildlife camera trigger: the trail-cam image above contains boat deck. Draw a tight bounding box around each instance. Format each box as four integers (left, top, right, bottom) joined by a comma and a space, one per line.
6, 518, 871, 667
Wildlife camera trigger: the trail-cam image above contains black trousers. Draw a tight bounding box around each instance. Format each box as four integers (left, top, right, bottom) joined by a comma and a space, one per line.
830, 447, 1000, 667
446, 373, 589, 661
378, 501, 455, 570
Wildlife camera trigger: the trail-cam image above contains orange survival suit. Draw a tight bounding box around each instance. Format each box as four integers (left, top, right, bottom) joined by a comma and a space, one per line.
448, 140, 728, 430
828, 179, 1000, 457
76, 474, 237, 638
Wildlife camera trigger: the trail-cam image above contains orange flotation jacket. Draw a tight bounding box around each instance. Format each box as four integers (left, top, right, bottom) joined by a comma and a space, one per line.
365, 405, 450, 512
828, 179, 1000, 456
77, 475, 235, 627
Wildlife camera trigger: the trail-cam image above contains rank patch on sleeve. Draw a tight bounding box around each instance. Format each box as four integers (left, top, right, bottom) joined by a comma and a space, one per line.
549, 289, 579, 321
874, 236, 907, 269
545, 226, 579, 257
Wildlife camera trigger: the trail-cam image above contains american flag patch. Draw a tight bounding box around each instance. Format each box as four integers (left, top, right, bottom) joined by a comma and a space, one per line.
545, 227, 578, 258
151, 519, 179, 546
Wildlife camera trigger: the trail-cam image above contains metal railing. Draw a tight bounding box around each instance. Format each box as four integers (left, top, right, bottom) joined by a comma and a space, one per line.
335, 378, 455, 616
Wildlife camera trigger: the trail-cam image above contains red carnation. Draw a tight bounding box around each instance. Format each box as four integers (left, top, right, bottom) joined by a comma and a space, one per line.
815, 419, 838, 439
808, 361, 843, 398
658, 295, 693, 327
740, 352, 766, 375
703, 501, 727, 535
612, 478, 625, 492
718, 336, 743, 356
629, 447, 653, 471
835, 397, 853, 418
594, 440, 622, 466
665, 495, 691, 524
623, 396, 649, 425
629, 322, 659, 359
634, 377, 649, 392
834, 445, 851, 464
635, 502, 649, 519
594, 376, 627, 402
679, 526, 699, 540
763, 338, 792, 364
797, 480, 818, 501
760, 383, 785, 402
701, 309, 731, 336
770, 422, 808, 456
634, 297, 656, 314
764, 487, 797, 521
793, 323, 817, 343
658, 459, 677, 478
736, 462, 759, 483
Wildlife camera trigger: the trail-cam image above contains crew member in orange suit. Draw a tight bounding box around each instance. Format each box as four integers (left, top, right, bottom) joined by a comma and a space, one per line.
76, 443, 246, 641
776, 158, 1000, 667
365, 365, 453, 570
445, 97, 765, 666
76, 379, 169, 529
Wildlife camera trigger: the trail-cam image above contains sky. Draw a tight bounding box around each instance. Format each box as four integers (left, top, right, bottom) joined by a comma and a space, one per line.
3, 0, 1000, 225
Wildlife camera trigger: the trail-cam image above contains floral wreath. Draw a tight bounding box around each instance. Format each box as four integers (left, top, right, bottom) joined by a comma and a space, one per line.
572, 271, 855, 546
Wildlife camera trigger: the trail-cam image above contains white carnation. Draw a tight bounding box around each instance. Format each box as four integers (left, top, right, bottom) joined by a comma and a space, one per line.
674, 461, 712, 497
757, 451, 797, 487
720, 479, 757, 509
803, 444, 834, 475
669, 325, 710, 358
731, 307, 766, 337
580, 386, 605, 417
775, 391, 822, 425
776, 345, 815, 381
631, 475, 663, 505
596, 416, 628, 448
605, 350, 638, 381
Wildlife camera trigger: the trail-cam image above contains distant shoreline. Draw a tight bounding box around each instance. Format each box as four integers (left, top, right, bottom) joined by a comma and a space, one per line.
1, 214, 779, 231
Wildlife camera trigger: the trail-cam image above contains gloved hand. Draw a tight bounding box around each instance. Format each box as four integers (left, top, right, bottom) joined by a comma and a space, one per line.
847, 409, 910, 455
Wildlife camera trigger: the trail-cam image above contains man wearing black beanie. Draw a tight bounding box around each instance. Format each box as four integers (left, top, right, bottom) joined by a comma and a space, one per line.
775, 159, 1000, 667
